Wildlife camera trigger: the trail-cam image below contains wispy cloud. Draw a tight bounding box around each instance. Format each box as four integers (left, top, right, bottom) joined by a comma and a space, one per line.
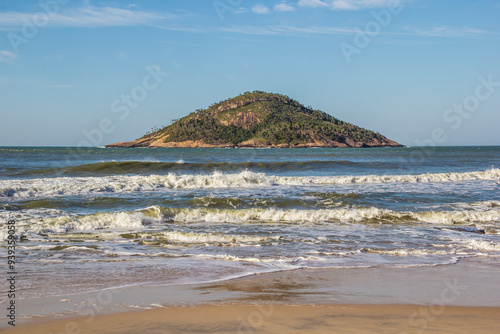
252, 4, 271, 15
218, 25, 354, 35
403, 26, 493, 38
150, 23, 204, 33
332, 0, 396, 10
275, 2, 296, 12
159, 40, 199, 47
0, 5, 175, 28
234, 7, 248, 14
216, 23, 496, 39
297, 0, 330, 8
298, 0, 406, 10
0, 50, 16, 62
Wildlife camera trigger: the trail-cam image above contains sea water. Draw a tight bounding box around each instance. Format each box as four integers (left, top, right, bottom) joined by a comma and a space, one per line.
1, 146, 499, 299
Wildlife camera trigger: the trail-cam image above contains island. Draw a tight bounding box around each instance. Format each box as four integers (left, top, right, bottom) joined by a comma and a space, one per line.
106, 91, 403, 148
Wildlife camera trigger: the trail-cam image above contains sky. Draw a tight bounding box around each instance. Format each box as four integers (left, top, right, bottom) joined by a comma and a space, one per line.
0, 0, 499, 147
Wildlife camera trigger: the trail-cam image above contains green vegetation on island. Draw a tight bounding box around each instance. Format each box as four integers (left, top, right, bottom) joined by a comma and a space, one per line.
106, 91, 402, 148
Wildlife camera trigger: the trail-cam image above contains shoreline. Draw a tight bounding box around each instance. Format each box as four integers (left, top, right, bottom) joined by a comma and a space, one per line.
3, 257, 500, 332
104, 141, 405, 148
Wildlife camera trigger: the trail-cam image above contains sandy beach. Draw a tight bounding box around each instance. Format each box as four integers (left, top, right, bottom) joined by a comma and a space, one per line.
4, 304, 500, 334
3, 257, 500, 333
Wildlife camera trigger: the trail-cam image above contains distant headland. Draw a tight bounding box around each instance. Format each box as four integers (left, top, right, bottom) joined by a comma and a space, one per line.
106, 91, 403, 148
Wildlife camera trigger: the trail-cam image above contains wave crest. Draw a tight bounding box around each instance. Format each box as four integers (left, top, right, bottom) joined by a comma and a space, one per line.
160, 207, 500, 225
2, 168, 499, 198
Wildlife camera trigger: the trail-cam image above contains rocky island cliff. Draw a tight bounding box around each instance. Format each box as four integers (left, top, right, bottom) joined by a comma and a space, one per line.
106, 91, 403, 148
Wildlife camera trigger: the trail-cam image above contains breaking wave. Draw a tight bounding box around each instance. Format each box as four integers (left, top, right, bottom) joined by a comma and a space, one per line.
132, 231, 276, 244
9, 159, 401, 177
158, 206, 500, 225
2, 168, 499, 198
276, 168, 500, 185
5, 205, 498, 238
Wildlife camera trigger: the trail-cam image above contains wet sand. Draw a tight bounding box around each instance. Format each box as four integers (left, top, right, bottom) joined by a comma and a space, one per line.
3, 304, 500, 334
2, 257, 500, 333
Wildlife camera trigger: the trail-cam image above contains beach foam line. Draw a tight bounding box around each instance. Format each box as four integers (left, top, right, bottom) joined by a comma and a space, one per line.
1, 168, 499, 198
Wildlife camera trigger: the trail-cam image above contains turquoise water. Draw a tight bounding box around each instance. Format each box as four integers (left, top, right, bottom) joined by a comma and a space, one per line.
1, 146, 499, 298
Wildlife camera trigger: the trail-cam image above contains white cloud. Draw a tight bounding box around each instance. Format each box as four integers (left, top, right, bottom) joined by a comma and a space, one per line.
234, 7, 248, 14
0, 5, 175, 28
217, 23, 495, 38
218, 26, 280, 35
0, 50, 16, 62
332, 0, 398, 10
297, 0, 330, 8
331, 0, 359, 10
275, 3, 296, 11
218, 25, 354, 35
252, 4, 270, 14
403, 26, 491, 38
151, 23, 203, 33
298, 0, 405, 10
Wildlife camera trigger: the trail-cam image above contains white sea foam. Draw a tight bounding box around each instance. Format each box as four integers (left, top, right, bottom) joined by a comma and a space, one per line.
195, 253, 320, 264
71, 211, 146, 230
412, 210, 500, 224
461, 239, 500, 251
1, 168, 499, 198
165, 207, 394, 223
156, 231, 274, 244
365, 248, 453, 256
122, 230, 276, 244
275, 168, 500, 185
1, 211, 150, 239
162, 207, 500, 225
3, 206, 499, 241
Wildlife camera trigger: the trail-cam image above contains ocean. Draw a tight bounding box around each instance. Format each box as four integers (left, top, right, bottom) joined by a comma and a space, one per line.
1, 146, 500, 300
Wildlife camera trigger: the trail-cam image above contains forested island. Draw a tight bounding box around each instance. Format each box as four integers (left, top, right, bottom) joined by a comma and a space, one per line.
106, 91, 402, 148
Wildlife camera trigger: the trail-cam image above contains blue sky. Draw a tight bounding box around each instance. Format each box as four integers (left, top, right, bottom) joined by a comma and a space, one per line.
0, 0, 499, 146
